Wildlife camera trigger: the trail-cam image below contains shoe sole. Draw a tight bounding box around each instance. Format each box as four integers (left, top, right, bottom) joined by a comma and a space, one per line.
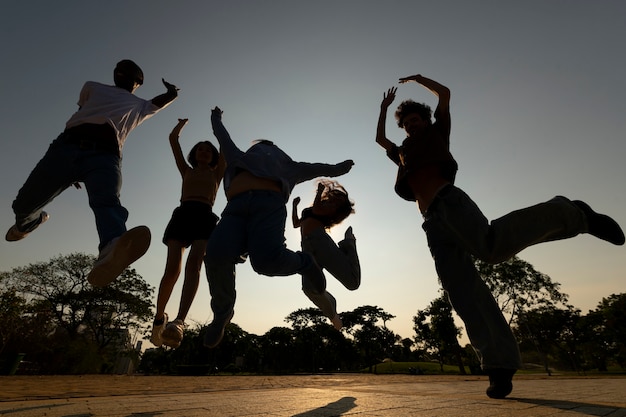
5, 212, 49, 242
161, 326, 183, 348
87, 226, 151, 287
161, 337, 182, 348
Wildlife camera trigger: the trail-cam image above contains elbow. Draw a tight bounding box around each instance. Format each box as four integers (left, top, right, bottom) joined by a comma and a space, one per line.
375, 136, 389, 150
439, 87, 451, 101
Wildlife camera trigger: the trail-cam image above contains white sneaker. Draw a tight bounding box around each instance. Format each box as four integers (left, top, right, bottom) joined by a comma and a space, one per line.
5, 212, 49, 242
150, 313, 168, 347
87, 226, 151, 287
162, 319, 185, 348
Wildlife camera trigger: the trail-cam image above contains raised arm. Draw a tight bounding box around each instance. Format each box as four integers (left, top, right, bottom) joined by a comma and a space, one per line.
399, 74, 450, 112
151, 78, 179, 109
291, 197, 302, 228
210, 106, 243, 163
169, 118, 190, 177
376, 87, 397, 153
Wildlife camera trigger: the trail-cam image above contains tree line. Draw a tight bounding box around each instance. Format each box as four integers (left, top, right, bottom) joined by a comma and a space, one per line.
1, 253, 624, 375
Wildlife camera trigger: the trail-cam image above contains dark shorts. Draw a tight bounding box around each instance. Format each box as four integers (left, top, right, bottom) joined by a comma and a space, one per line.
162, 201, 219, 247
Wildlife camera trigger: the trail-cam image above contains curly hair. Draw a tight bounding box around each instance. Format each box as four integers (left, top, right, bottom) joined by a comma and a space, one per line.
316, 179, 355, 228
394, 100, 432, 128
187, 141, 219, 168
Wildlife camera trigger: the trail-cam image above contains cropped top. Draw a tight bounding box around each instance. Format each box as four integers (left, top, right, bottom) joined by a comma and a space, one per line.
301, 207, 333, 227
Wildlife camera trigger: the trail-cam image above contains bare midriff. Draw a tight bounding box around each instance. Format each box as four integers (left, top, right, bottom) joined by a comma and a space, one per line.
226, 170, 282, 200
406, 165, 451, 214
181, 167, 218, 205
300, 217, 325, 237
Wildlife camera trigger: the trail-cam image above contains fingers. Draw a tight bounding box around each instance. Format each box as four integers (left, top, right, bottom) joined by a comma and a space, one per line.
399, 74, 420, 84
162, 78, 180, 91
211, 106, 223, 119
384, 86, 397, 97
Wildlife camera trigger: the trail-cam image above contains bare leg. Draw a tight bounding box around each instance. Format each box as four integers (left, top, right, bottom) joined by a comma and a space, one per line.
175, 239, 207, 321
155, 241, 185, 321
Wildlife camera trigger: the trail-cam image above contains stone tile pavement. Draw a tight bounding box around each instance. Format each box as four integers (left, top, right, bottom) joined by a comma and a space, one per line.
0, 374, 625, 416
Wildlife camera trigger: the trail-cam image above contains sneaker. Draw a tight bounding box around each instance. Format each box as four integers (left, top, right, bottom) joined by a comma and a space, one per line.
87, 225, 151, 287
203, 310, 234, 348
150, 313, 168, 347
486, 368, 516, 399
5, 212, 49, 242
162, 319, 185, 348
574, 201, 625, 245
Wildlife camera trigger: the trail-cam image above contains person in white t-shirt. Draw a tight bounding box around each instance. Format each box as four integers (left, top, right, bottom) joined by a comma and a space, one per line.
6, 60, 179, 287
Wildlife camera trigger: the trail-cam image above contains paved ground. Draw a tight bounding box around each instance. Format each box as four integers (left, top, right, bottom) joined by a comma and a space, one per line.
1, 374, 625, 416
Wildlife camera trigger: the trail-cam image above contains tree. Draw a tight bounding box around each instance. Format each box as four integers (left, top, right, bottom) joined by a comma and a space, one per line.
475, 256, 569, 325
514, 305, 582, 374
581, 293, 626, 371
413, 293, 466, 374
0, 288, 28, 356
284, 308, 354, 372
261, 326, 296, 373
0, 253, 154, 373
341, 306, 398, 372
341, 305, 395, 332
285, 307, 328, 331
207, 322, 258, 373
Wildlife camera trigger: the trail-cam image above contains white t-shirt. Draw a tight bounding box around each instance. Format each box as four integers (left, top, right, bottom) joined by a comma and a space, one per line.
65, 81, 160, 149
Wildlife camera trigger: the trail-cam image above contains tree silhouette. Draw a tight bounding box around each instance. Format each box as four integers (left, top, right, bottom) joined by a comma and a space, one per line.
1, 253, 153, 373
580, 293, 626, 371
514, 305, 582, 374
475, 256, 569, 325
413, 292, 465, 374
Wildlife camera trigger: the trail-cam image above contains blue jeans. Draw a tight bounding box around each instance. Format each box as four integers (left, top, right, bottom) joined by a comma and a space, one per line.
204, 190, 326, 321
11, 134, 127, 250
422, 185, 587, 370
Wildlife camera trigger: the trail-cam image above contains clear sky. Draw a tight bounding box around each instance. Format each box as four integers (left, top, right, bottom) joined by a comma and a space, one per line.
2, 1, 625, 347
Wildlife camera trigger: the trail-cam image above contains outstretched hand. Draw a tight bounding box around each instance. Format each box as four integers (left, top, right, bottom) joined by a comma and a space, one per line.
399, 74, 421, 84
170, 118, 189, 139
381, 87, 397, 108
211, 106, 223, 120
162, 78, 179, 92
211, 106, 224, 121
